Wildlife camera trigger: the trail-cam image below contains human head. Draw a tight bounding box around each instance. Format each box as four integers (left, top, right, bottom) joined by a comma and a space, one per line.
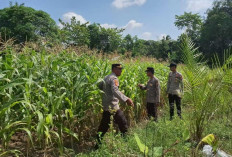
145, 67, 154, 77
112, 64, 123, 76
169, 63, 177, 72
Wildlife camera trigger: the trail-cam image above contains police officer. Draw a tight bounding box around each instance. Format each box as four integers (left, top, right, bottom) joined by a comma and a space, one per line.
138, 67, 160, 121
166, 63, 184, 120
95, 64, 134, 149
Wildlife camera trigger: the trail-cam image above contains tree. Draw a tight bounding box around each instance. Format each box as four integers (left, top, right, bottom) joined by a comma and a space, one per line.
0, 3, 59, 43
157, 37, 171, 60
143, 40, 159, 57
132, 36, 148, 56
59, 17, 90, 46
175, 12, 203, 41
200, 0, 232, 63
88, 23, 101, 50
122, 34, 134, 52
97, 26, 123, 53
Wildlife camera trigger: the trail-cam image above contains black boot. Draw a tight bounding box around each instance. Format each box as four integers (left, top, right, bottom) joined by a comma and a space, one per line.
94, 132, 104, 150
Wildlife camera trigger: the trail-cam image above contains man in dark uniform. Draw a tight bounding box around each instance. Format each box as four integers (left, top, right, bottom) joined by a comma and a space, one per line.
95, 64, 134, 149
166, 63, 184, 120
138, 67, 160, 121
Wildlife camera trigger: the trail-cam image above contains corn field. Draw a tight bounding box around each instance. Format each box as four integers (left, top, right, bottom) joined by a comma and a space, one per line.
0, 42, 170, 156
0, 37, 232, 156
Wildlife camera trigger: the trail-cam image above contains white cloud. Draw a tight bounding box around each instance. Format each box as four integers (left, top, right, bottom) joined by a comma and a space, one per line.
157, 34, 167, 40
58, 23, 63, 28
58, 12, 88, 28
112, 0, 146, 9
58, 12, 143, 32
141, 32, 152, 40
61, 12, 87, 24
101, 20, 143, 31
101, 23, 117, 29
124, 20, 143, 30
186, 0, 213, 12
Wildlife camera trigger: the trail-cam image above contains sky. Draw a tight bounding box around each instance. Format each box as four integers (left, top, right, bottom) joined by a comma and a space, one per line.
0, 0, 214, 40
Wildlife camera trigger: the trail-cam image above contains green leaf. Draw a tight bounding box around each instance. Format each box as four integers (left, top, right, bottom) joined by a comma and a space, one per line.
0, 82, 24, 92
183, 129, 190, 141
43, 87, 48, 93
45, 114, 53, 125
201, 134, 215, 146
64, 127, 78, 140
36, 111, 44, 138
0, 149, 22, 157
17, 128, 34, 146
44, 125, 52, 144
65, 109, 73, 119
151, 147, 163, 157
196, 134, 219, 153
134, 133, 148, 156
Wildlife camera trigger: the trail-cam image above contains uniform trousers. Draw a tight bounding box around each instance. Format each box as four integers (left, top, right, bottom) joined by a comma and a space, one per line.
96, 109, 128, 145
146, 102, 158, 121
168, 94, 182, 120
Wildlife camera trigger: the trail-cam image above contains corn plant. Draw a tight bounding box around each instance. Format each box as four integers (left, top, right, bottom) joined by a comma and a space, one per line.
0, 43, 169, 156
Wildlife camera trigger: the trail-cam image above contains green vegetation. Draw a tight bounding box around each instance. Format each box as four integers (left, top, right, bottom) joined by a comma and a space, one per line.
0, 3, 59, 44
78, 36, 232, 157
200, 0, 232, 63
0, 39, 168, 156
79, 115, 232, 156
1, 0, 232, 64
0, 36, 232, 156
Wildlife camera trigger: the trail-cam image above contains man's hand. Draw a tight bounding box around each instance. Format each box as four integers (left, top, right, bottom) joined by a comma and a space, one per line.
176, 73, 183, 80
126, 98, 134, 107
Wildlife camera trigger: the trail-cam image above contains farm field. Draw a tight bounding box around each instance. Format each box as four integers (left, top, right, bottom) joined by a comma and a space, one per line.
0, 38, 232, 157
1, 0, 232, 156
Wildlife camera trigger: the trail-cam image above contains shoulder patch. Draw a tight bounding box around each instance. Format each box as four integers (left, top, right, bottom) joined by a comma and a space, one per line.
114, 79, 119, 86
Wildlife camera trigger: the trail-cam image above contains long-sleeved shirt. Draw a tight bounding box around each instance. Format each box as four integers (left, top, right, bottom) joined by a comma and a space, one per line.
98, 73, 128, 111
140, 76, 160, 103
166, 71, 184, 97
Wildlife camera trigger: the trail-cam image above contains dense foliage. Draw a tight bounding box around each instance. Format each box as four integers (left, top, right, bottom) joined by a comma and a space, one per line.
0, 3, 59, 44
200, 0, 232, 63
176, 0, 232, 63
175, 12, 202, 42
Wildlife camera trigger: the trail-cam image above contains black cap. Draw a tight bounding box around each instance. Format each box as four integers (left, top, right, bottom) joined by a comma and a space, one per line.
145, 67, 154, 73
168, 63, 177, 67
112, 64, 123, 69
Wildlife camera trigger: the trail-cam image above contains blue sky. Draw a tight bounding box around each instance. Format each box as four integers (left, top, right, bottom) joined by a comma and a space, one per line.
0, 0, 214, 40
